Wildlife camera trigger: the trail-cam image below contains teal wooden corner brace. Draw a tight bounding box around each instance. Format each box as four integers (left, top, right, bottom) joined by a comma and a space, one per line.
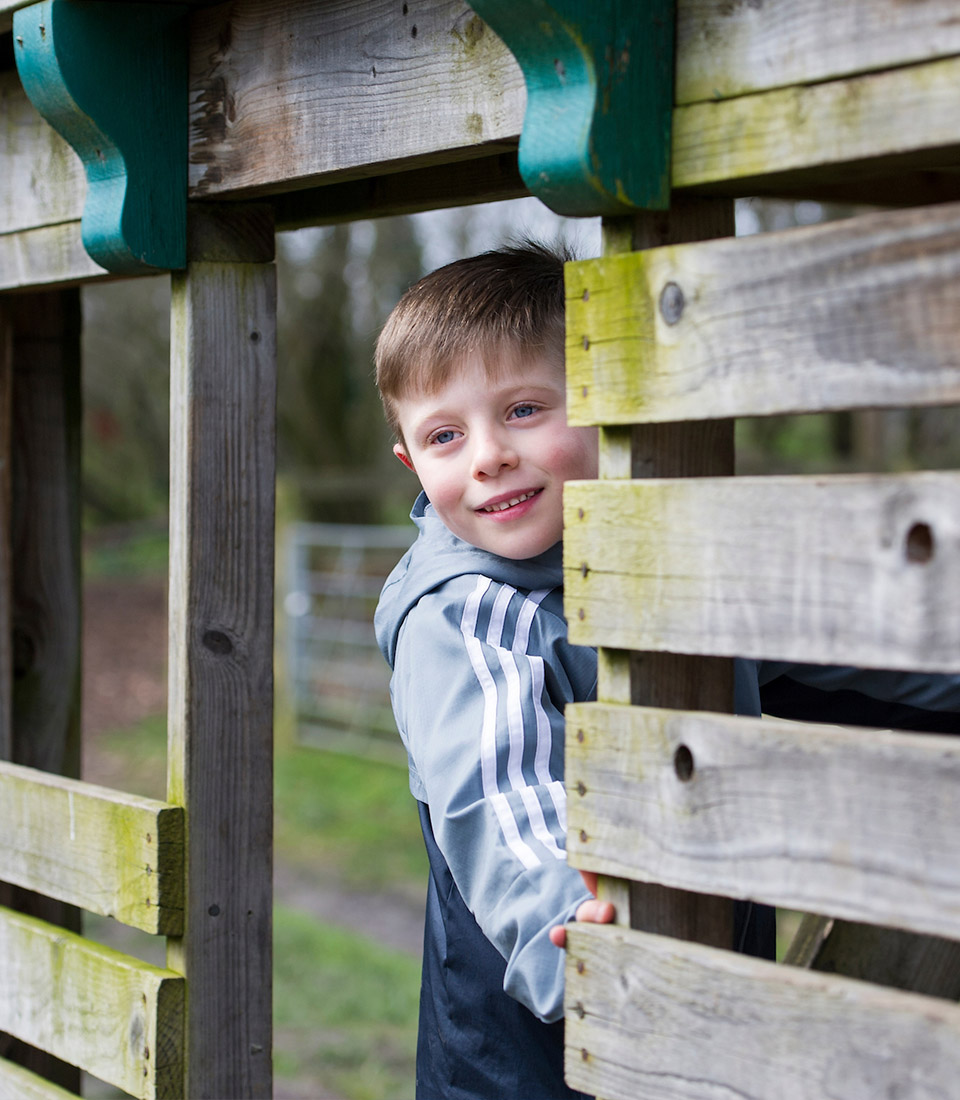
14, 0, 187, 274
470, 0, 675, 216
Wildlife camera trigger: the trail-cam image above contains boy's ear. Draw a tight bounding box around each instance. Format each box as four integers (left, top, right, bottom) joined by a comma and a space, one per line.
393, 442, 415, 472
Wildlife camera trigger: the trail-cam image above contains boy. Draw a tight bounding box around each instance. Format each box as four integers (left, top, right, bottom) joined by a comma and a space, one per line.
374, 243, 960, 1100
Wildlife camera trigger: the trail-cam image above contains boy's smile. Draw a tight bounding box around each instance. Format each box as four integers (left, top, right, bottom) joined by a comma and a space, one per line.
393, 355, 598, 560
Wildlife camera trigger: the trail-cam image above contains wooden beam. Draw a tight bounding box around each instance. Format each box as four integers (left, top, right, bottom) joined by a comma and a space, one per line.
567, 703, 960, 942
166, 204, 275, 1098
0, 1056, 85, 1100
565, 472, 960, 672
0, 905, 183, 1100
0, 222, 112, 291
564, 923, 960, 1100
273, 152, 526, 229
567, 201, 960, 427
0, 760, 183, 935
675, 0, 960, 105
188, 0, 524, 200
673, 55, 960, 198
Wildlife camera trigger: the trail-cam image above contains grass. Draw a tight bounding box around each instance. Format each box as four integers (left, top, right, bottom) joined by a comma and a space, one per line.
273, 905, 420, 1100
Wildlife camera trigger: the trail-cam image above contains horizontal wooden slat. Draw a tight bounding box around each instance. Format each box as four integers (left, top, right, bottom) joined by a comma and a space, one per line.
0, 223, 112, 291
564, 923, 960, 1100
565, 474, 960, 671
566, 201, 960, 427
567, 703, 960, 941
187, 0, 525, 200
0, 760, 183, 935
675, 0, 960, 105
0, 905, 183, 1100
0, 1056, 81, 1100
673, 54, 960, 197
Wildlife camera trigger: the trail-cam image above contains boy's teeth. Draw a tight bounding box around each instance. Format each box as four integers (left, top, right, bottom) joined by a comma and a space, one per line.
484, 491, 536, 512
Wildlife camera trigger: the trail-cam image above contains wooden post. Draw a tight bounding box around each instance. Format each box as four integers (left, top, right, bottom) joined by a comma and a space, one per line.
596, 197, 736, 947
166, 205, 276, 1099
0, 291, 83, 1092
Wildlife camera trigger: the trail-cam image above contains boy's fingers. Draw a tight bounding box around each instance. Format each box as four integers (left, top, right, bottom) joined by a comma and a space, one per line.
548, 925, 567, 948
577, 898, 616, 925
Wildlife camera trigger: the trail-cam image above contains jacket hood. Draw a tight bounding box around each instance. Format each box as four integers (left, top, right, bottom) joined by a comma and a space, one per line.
375, 492, 564, 668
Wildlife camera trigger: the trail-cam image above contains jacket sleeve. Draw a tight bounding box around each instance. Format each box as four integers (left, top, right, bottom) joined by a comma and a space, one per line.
757, 660, 960, 732
391, 575, 594, 1023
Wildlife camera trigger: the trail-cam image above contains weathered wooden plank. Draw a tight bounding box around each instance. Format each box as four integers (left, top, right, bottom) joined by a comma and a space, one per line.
0, 760, 183, 935
0, 222, 112, 291
0, 71, 85, 236
0, 304, 10, 758
565, 473, 960, 672
0, 1056, 81, 1100
166, 206, 275, 1097
0, 905, 183, 1100
675, 0, 960, 105
567, 201, 960, 427
673, 54, 960, 197
273, 151, 527, 229
564, 923, 960, 1100
567, 702, 960, 942
188, 0, 525, 199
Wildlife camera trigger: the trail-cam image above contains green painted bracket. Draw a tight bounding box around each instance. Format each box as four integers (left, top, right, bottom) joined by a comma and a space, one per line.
470, 0, 675, 216
13, 0, 187, 274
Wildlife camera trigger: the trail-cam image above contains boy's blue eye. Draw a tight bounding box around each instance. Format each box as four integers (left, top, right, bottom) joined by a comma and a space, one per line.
512, 404, 536, 419
432, 429, 456, 445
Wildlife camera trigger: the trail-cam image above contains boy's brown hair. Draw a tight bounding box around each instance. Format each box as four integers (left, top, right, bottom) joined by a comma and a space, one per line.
375, 241, 574, 442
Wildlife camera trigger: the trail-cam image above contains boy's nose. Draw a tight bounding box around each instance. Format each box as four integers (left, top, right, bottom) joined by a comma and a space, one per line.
471, 429, 518, 479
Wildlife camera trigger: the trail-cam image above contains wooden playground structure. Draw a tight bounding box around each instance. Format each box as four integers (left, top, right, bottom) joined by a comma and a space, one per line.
2, 1, 960, 1097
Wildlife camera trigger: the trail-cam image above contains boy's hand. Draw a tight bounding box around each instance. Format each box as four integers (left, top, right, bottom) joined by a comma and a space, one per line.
549, 870, 615, 948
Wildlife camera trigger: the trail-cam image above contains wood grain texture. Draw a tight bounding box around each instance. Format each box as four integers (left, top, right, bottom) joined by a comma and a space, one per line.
673, 54, 960, 196
0, 905, 184, 1100
273, 151, 527, 229
167, 212, 275, 1097
0, 760, 183, 935
0, 306, 10, 757
0, 1056, 85, 1100
565, 473, 960, 671
675, 0, 960, 105
568, 201, 960, 427
0, 71, 84, 236
566, 702, 960, 941
0, 221, 112, 292
564, 923, 960, 1100
188, 0, 524, 199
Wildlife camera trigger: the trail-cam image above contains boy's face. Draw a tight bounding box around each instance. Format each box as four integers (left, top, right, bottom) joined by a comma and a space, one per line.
392, 353, 598, 559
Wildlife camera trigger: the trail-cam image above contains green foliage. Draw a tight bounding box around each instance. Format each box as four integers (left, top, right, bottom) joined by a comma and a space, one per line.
81, 277, 171, 526
276, 218, 425, 524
